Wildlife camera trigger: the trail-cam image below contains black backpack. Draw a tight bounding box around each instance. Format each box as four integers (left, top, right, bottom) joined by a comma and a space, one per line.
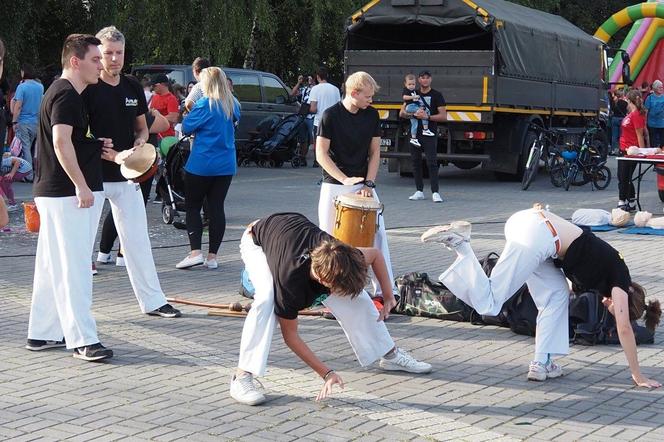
393, 272, 474, 322
471, 252, 512, 327
569, 291, 655, 345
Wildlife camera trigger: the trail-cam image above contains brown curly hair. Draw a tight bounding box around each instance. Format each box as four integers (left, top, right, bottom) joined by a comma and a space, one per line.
310, 240, 367, 298
629, 282, 661, 331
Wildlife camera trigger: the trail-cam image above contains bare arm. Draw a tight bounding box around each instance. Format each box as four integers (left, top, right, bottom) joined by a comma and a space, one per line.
610, 287, 660, 388
165, 111, 179, 124
428, 105, 447, 123
6, 158, 20, 177
315, 136, 364, 186
309, 101, 317, 114
0, 198, 8, 228
134, 114, 149, 145
149, 109, 170, 134
398, 103, 411, 119
356, 136, 381, 197
12, 100, 22, 123
636, 127, 646, 148
358, 247, 396, 319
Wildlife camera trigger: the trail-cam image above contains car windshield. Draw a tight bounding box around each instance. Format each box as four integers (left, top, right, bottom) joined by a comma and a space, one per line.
132, 68, 185, 86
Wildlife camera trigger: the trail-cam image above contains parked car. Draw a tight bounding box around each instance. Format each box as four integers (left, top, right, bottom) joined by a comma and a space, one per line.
131, 64, 299, 148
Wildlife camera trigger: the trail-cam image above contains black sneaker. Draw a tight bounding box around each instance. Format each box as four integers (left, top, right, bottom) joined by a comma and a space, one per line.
25, 339, 66, 351
73, 343, 113, 361
147, 303, 182, 318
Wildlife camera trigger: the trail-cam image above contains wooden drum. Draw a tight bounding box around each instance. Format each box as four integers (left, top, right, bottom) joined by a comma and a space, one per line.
333, 193, 383, 247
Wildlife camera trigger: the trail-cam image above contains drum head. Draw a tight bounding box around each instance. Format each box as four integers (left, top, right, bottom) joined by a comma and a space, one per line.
335, 193, 381, 210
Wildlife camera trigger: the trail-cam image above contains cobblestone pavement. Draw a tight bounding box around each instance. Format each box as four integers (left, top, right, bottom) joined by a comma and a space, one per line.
1, 156, 664, 441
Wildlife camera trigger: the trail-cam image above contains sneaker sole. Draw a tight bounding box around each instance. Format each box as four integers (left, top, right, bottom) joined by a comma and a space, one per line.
176, 262, 204, 269
546, 372, 564, 379
25, 344, 66, 351
527, 373, 547, 382
73, 352, 112, 362
230, 392, 266, 406
379, 363, 432, 374
147, 311, 182, 318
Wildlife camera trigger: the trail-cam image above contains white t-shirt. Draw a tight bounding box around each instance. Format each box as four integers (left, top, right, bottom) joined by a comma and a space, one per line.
309, 82, 340, 127
185, 83, 204, 105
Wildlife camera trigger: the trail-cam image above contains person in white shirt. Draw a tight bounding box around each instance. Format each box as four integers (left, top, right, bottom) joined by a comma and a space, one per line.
308, 67, 340, 167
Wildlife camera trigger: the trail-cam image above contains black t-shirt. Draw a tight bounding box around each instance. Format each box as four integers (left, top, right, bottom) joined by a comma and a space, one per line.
417, 88, 446, 133
318, 102, 381, 184
252, 213, 331, 319
83, 75, 148, 182
558, 230, 631, 296
145, 111, 159, 147
613, 99, 628, 118
402, 87, 419, 105
33, 79, 103, 198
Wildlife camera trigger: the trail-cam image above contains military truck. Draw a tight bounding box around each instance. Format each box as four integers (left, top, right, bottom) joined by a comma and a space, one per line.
345, 0, 608, 178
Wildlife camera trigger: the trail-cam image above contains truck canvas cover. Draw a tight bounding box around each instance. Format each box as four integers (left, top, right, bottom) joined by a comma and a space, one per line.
347, 0, 602, 87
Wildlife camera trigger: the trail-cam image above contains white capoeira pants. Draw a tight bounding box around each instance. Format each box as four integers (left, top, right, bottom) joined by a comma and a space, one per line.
237, 229, 395, 377
318, 182, 395, 296
28, 192, 104, 349
438, 209, 570, 357
103, 181, 168, 313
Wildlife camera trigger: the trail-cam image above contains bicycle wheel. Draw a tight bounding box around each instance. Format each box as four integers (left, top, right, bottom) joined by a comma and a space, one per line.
521, 141, 541, 190
549, 158, 566, 188
564, 163, 578, 191
592, 165, 612, 190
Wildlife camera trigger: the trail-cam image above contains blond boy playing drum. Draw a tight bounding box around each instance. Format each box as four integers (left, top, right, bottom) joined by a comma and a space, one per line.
316, 71, 395, 297
229, 213, 431, 406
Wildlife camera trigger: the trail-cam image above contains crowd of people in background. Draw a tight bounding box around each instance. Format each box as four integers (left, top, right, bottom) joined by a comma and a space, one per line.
609, 80, 664, 212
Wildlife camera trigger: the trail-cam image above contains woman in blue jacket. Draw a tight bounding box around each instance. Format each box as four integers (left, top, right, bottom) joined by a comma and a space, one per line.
176, 67, 240, 270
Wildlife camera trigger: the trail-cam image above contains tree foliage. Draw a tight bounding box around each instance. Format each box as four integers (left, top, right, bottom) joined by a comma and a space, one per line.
0, 0, 645, 87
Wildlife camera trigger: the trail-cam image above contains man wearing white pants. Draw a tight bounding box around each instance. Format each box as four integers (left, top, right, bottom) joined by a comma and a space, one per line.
27, 34, 114, 361
85, 26, 180, 318
316, 71, 395, 297
230, 213, 431, 406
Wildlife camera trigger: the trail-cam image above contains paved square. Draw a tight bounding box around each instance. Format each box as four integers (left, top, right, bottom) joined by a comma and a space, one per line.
1, 157, 663, 441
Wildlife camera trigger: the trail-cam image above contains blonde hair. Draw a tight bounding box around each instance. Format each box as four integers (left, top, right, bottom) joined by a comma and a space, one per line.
200, 67, 235, 119
345, 71, 380, 94
404, 73, 416, 83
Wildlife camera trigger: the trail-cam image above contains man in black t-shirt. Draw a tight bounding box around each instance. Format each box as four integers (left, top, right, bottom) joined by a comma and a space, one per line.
399, 71, 447, 203
85, 26, 180, 319
316, 71, 396, 298
27, 34, 114, 362
230, 213, 432, 406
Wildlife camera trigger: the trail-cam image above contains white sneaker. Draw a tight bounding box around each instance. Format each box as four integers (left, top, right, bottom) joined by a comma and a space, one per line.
96, 252, 113, 264
420, 221, 471, 249
422, 129, 435, 137
527, 360, 564, 381
116, 256, 126, 267
230, 374, 266, 405
409, 138, 421, 147
409, 191, 425, 201
204, 259, 218, 269
432, 192, 443, 203
176, 254, 204, 269
379, 348, 432, 374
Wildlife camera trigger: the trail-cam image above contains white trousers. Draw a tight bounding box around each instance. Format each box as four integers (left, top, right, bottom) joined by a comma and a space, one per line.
439, 209, 569, 356
318, 182, 395, 296
103, 181, 167, 313
237, 230, 394, 376
28, 193, 104, 349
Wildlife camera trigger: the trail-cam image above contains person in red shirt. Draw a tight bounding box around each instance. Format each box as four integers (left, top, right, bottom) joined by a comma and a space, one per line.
618, 89, 647, 211
149, 74, 179, 138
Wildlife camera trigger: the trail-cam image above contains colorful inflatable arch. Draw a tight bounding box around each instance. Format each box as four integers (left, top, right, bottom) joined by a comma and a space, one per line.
595, 1, 664, 85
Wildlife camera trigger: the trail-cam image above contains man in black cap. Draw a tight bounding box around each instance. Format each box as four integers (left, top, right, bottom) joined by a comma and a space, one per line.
399, 70, 446, 203
149, 73, 179, 139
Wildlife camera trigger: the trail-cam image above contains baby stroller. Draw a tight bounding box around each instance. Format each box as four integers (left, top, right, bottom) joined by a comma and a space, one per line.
156, 136, 190, 224
238, 113, 307, 168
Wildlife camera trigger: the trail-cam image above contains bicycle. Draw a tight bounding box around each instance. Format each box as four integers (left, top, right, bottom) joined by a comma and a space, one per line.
550, 142, 611, 191
521, 124, 567, 190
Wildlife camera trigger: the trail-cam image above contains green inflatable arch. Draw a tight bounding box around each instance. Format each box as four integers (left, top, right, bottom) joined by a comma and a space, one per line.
595, 2, 664, 43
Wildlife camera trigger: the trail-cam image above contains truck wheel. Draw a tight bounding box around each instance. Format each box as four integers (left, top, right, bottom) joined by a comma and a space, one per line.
453, 161, 481, 170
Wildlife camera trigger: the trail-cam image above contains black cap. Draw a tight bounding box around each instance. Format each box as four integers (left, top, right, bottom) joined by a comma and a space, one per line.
150, 73, 170, 85
418, 70, 432, 77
